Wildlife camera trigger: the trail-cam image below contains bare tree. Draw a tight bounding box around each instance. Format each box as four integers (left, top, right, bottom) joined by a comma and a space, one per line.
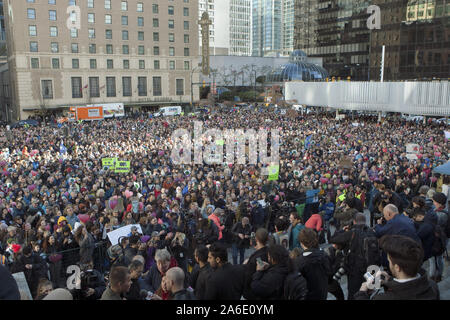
241, 64, 250, 86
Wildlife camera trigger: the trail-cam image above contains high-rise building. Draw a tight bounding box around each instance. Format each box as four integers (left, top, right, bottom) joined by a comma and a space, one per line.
252, 0, 283, 57
0, 1, 6, 60
4, 0, 199, 120
368, 0, 450, 80
293, 0, 372, 80
282, 0, 295, 56
199, 0, 251, 56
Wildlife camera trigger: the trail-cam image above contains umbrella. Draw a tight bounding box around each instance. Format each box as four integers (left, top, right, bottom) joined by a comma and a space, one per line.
432, 161, 450, 175
10, 119, 39, 128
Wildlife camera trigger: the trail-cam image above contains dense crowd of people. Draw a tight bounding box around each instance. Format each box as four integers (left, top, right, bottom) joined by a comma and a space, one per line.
0, 107, 448, 300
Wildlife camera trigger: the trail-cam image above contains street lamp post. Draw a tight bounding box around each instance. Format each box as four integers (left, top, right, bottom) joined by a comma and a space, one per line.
252, 69, 257, 105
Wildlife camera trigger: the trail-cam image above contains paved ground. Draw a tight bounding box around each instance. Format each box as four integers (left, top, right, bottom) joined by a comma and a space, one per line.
227, 209, 450, 300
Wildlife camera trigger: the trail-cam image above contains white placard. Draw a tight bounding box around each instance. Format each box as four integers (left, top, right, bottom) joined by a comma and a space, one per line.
445, 131, 450, 140
107, 224, 143, 246
406, 143, 419, 154
12, 272, 32, 300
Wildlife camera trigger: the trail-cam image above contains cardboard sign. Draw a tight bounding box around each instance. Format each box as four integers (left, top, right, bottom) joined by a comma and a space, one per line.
107, 224, 143, 246
114, 160, 131, 173
339, 156, 353, 169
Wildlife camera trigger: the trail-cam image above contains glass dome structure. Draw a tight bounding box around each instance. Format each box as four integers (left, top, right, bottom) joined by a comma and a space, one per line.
266, 50, 329, 82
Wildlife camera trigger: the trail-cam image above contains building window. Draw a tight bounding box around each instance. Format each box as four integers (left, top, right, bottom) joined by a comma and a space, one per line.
72, 59, 79, 69
122, 77, 132, 96
106, 77, 116, 97
137, 2, 143, 12
30, 42, 38, 52
107, 59, 113, 69
154, 60, 160, 69
138, 17, 144, 27
49, 10, 57, 21
106, 44, 113, 54
168, 6, 174, 15
138, 45, 145, 55
152, 4, 158, 14
88, 28, 96, 39
184, 48, 190, 56
105, 14, 112, 24
89, 43, 96, 54
88, 0, 94, 8
184, 21, 189, 30
122, 16, 128, 25
31, 58, 39, 68
71, 43, 79, 53
122, 45, 129, 54
184, 61, 190, 70
139, 60, 145, 69
153, 76, 162, 96
69, 0, 76, 5
122, 30, 129, 40
105, 0, 111, 9
50, 26, 58, 37
106, 29, 112, 39
153, 46, 159, 55
88, 13, 95, 23
169, 33, 174, 42
138, 31, 144, 41
183, 7, 189, 16
184, 34, 189, 43
49, 0, 56, 4
27, 9, 36, 19
41, 80, 53, 99
169, 47, 175, 56
51, 42, 59, 53
72, 77, 83, 98
123, 60, 129, 69
71, 28, 78, 38
153, 18, 159, 28
169, 20, 174, 29
153, 32, 159, 41
176, 79, 184, 95
121, 1, 128, 11
29, 25, 37, 36
89, 77, 100, 97
138, 77, 147, 96
52, 58, 60, 69
90, 59, 97, 69
169, 61, 175, 70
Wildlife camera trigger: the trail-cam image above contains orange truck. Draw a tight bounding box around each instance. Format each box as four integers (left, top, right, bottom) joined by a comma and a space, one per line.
68, 106, 104, 121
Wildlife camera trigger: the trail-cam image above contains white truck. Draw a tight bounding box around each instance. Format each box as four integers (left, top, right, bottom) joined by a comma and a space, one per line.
154, 106, 182, 117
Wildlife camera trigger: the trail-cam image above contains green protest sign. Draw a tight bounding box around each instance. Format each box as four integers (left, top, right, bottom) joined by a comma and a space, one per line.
114, 160, 130, 173
268, 165, 279, 181
216, 139, 224, 146
102, 158, 117, 169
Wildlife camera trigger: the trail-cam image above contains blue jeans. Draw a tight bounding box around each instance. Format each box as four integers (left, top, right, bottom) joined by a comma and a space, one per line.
232, 243, 245, 265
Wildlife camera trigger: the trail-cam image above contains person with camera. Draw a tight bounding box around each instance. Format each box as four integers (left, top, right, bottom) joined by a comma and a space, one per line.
192, 218, 219, 249
296, 228, 331, 300
125, 259, 144, 300
231, 217, 252, 265
243, 228, 269, 300
100, 266, 132, 300
75, 259, 106, 300
250, 244, 289, 300
189, 245, 212, 300
354, 235, 440, 300
329, 212, 380, 300
169, 230, 190, 274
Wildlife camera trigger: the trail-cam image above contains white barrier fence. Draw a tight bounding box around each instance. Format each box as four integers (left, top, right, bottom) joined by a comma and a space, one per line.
284, 81, 450, 116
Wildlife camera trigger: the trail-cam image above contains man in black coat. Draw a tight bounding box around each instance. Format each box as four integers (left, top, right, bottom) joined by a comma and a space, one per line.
242, 228, 269, 300
190, 245, 212, 300
296, 228, 331, 300
10, 245, 48, 297
0, 264, 20, 300
250, 244, 289, 300
354, 235, 439, 300
231, 217, 252, 265
203, 243, 245, 300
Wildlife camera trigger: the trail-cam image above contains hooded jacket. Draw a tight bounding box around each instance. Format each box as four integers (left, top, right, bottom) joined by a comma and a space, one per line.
296, 248, 331, 300
354, 270, 440, 300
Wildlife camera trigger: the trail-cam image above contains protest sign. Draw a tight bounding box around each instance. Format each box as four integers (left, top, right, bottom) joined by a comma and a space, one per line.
114, 160, 130, 173
107, 224, 143, 246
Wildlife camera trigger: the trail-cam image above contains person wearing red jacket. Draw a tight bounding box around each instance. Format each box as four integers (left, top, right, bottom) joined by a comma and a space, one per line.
305, 213, 323, 232
208, 208, 225, 240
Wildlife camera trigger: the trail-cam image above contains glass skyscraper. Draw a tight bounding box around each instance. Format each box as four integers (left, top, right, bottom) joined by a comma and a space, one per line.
252, 0, 283, 56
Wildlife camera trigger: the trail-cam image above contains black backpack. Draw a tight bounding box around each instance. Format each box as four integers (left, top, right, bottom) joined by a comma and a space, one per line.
350, 226, 381, 268
284, 271, 308, 300
432, 225, 447, 256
